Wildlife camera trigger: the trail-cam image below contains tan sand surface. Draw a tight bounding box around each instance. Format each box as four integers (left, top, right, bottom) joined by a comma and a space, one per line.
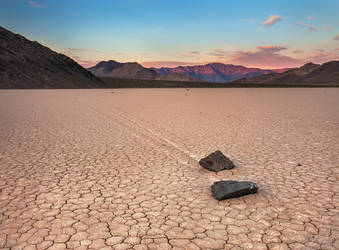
0, 88, 338, 249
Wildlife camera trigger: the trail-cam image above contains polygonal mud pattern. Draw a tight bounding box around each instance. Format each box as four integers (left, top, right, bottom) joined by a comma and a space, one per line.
0, 89, 338, 249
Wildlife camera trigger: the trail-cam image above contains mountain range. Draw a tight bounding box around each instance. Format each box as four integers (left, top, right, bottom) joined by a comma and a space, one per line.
0, 25, 338, 89
88, 60, 197, 82
152, 64, 289, 82
88, 60, 290, 83
0, 26, 104, 88
233, 61, 339, 84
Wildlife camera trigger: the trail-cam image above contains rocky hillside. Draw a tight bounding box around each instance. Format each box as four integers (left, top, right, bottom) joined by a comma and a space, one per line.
88, 60, 197, 82
152, 63, 288, 82
0, 26, 105, 88
233, 61, 339, 84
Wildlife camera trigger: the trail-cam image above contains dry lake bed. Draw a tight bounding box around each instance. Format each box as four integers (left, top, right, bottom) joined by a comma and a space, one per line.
0, 88, 338, 250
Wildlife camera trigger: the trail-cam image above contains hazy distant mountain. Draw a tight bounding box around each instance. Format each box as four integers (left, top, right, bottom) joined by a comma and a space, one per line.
0, 26, 105, 89
152, 63, 289, 83
88, 60, 197, 82
232, 61, 339, 84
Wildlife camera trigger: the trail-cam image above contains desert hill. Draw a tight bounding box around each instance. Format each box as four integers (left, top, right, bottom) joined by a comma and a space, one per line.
88, 60, 196, 82
232, 61, 339, 84
0, 26, 105, 88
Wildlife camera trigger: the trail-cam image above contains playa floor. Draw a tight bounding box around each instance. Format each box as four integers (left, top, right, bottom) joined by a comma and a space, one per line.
0, 88, 338, 250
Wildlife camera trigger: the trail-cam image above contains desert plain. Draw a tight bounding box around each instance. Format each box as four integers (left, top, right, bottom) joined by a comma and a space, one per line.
0, 88, 338, 250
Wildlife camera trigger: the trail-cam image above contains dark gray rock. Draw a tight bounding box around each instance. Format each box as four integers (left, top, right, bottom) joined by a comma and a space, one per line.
211, 180, 258, 200
199, 150, 235, 172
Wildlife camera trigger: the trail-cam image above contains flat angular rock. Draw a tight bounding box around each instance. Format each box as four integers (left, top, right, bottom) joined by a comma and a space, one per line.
199, 150, 235, 172
211, 180, 258, 200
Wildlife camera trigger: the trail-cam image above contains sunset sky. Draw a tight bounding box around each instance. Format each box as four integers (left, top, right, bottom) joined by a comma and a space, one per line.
1, 0, 339, 69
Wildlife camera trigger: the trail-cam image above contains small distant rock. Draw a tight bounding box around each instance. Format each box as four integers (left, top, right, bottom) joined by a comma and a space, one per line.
199, 150, 235, 172
211, 180, 258, 200
297, 163, 302, 166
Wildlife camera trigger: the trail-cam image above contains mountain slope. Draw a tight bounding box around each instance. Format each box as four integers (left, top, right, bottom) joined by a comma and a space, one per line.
88, 60, 157, 79
0, 26, 105, 89
232, 61, 339, 84
88, 60, 197, 81
152, 63, 288, 83
303, 61, 339, 83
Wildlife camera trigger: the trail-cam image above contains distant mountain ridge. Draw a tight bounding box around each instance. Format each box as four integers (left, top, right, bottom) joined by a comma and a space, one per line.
0, 26, 105, 88
88, 60, 197, 82
1, 26, 337, 88
232, 61, 339, 84
151, 63, 290, 82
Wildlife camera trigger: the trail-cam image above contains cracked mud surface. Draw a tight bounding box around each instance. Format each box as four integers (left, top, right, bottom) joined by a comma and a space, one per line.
0, 88, 338, 249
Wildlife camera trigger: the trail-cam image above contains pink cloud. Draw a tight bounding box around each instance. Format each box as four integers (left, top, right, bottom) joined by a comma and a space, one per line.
334, 35, 339, 41
263, 15, 283, 26
28, 1, 44, 8
229, 45, 301, 68
305, 51, 338, 64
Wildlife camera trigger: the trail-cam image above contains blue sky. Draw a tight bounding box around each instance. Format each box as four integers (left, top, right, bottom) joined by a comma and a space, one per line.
1, 0, 339, 68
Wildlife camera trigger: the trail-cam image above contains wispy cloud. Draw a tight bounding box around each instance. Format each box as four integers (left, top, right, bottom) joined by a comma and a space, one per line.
263, 15, 283, 26
333, 35, 339, 41
63, 48, 103, 68
209, 48, 229, 58
314, 48, 325, 53
187, 51, 200, 55
28, 1, 44, 8
295, 22, 330, 31
306, 16, 315, 20
242, 19, 258, 23
292, 50, 304, 54
66, 48, 102, 53
306, 51, 334, 63
229, 45, 301, 68
180, 50, 201, 59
